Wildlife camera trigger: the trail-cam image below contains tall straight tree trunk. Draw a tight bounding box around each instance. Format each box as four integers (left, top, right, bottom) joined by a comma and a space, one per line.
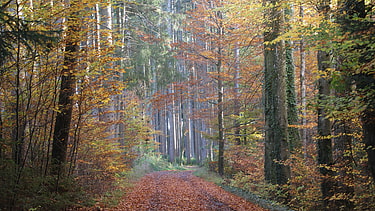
233, 44, 241, 145
51, 0, 80, 179
217, 59, 224, 175
299, 5, 308, 155
285, 6, 300, 151
317, 50, 333, 209
215, 8, 225, 176
12, 1, 26, 167
186, 83, 193, 164
216, 14, 225, 176
263, 0, 291, 186
316, 0, 333, 207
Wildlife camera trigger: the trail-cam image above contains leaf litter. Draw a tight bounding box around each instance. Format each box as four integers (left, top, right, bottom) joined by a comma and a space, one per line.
114, 170, 267, 210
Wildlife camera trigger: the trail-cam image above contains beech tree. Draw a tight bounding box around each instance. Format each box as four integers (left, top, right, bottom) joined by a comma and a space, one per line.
51, 0, 80, 179
263, 0, 291, 186
316, 0, 334, 207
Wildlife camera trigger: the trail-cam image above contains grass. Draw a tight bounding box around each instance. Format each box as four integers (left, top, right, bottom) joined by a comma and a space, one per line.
192, 166, 224, 185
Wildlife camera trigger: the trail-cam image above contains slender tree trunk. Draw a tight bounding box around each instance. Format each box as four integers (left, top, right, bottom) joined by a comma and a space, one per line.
263, 0, 291, 186
160, 109, 166, 155
12, 1, 25, 166
215, 8, 225, 176
299, 5, 307, 155
217, 58, 224, 175
233, 44, 241, 145
187, 89, 193, 163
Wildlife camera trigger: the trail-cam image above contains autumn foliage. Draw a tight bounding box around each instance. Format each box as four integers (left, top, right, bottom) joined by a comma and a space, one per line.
0, 0, 375, 210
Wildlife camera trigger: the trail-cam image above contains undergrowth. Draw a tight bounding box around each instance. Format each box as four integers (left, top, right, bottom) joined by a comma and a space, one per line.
0, 160, 91, 210
130, 152, 186, 177
193, 165, 292, 211
192, 166, 224, 185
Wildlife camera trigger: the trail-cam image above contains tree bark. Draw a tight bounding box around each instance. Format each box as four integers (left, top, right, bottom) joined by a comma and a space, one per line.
51, 0, 80, 178
363, 110, 375, 182
217, 60, 224, 175
263, 0, 291, 185
316, 1, 334, 208
285, 6, 300, 151
299, 5, 308, 155
216, 9, 225, 176
317, 50, 333, 208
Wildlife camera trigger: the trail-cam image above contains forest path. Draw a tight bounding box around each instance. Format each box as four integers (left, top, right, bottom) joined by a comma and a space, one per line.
115, 170, 267, 210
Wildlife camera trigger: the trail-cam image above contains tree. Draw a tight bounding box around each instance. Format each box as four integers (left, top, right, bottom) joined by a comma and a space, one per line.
298, 5, 308, 154
335, 0, 375, 184
315, 0, 335, 208
263, 0, 291, 186
51, 0, 80, 180
285, 5, 300, 151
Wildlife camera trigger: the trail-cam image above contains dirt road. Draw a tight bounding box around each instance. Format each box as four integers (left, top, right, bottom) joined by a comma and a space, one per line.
116, 170, 266, 210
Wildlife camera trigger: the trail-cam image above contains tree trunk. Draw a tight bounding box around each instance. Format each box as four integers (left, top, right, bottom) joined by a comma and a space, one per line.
263, 0, 291, 186
285, 6, 300, 151
316, 1, 334, 208
216, 10, 225, 176
299, 5, 308, 155
363, 110, 375, 182
217, 62, 224, 175
333, 120, 355, 210
233, 44, 241, 145
51, 0, 80, 179
317, 49, 333, 208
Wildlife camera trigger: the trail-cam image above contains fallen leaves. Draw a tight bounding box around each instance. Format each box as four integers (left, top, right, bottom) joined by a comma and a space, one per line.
115, 170, 267, 210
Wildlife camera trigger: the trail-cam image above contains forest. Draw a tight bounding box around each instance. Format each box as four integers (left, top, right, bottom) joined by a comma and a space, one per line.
0, 0, 374, 210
